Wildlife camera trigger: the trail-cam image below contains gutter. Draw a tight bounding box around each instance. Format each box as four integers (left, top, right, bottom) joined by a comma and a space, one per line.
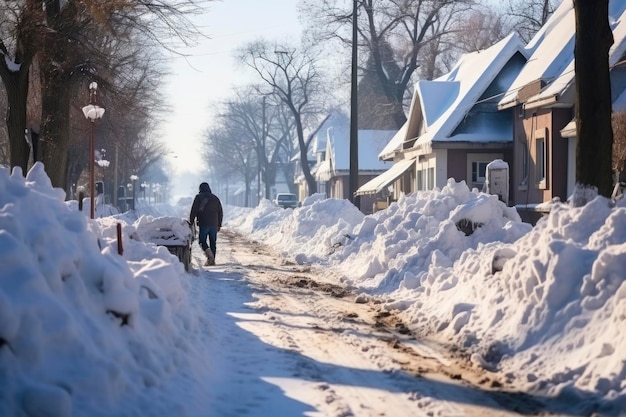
524, 94, 560, 110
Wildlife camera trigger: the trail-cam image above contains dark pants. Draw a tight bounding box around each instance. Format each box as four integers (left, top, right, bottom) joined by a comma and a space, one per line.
199, 226, 218, 257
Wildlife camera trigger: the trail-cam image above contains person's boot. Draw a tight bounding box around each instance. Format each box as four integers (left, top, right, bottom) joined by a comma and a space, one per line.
205, 249, 215, 266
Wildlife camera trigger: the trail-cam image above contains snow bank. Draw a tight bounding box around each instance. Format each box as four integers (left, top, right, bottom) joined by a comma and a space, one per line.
0, 163, 209, 417
226, 178, 626, 410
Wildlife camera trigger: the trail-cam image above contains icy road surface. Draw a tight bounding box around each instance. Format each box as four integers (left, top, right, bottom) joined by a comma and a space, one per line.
188, 229, 575, 417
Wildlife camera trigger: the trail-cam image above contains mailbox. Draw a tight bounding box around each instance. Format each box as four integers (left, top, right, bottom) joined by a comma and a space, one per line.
485, 159, 509, 204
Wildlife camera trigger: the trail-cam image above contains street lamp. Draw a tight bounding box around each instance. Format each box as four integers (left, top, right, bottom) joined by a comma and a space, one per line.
82, 82, 105, 219
130, 175, 138, 210
141, 181, 148, 200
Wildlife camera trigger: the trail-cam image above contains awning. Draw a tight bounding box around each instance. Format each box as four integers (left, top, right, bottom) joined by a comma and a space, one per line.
355, 158, 415, 196
378, 122, 407, 161
560, 120, 576, 138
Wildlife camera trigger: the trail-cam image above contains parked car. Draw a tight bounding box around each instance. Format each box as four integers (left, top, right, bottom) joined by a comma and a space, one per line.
274, 193, 299, 209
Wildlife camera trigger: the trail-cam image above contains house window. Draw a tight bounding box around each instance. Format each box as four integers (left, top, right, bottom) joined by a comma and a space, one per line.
536, 138, 546, 184
471, 162, 488, 184
535, 128, 548, 188
417, 170, 424, 190
520, 142, 529, 189
318, 182, 326, 196
428, 167, 435, 190
416, 168, 434, 191
466, 153, 502, 191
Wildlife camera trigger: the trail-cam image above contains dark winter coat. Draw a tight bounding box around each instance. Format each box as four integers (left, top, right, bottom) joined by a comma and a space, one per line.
189, 184, 223, 229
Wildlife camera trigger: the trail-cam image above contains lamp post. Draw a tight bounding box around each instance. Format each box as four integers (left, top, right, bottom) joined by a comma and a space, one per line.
130, 175, 138, 210
141, 181, 148, 200
82, 82, 105, 219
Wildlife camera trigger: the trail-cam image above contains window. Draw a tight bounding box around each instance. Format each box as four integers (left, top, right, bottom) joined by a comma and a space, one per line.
535, 128, 548, 188
428, 167, 435, 190
536, 139, 545, 181
466, 153, 502, 191
520, 142, 529, 188
471, 162, 488, 184
417, 168, 434, 191
318, 182, 326, 196
417, 170, 424, 190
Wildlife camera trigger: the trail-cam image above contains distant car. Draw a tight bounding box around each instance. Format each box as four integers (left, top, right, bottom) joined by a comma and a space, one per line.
274, 193, 299, 209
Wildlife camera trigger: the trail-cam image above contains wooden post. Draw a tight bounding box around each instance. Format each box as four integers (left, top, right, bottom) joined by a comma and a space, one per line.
78, 190, 84, 212
117, 223, 123, 255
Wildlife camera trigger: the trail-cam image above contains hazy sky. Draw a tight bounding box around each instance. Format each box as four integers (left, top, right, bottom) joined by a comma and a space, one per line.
161, 0, 303, 193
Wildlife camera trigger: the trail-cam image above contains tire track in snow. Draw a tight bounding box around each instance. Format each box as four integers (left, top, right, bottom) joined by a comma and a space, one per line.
187, 229, 563, 417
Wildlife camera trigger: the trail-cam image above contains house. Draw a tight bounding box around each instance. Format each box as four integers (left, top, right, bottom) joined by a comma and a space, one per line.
358, 32, 528, 204
356, 121, 414, 209
309, 113, 332, 197
292, 150, 317, 203
291, 114, 333, 202
313, 110, 396, 213
498, 0, 626, 211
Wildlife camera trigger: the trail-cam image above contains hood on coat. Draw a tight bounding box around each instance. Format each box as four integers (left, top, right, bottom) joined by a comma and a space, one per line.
199, 182, 212, 193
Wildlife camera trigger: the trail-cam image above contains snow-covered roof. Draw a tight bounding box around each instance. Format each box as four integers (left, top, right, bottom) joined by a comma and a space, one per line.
499, 1, 626, 110
315, 159, 332, 181
310, 113, 335, 155
378, 122, 407, 161
318, 110, 396, 172
355, 158, 415, 195
412, 32, 527, 149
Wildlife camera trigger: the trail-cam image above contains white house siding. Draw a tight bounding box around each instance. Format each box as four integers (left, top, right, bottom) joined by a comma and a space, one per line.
415, 149, 453, 191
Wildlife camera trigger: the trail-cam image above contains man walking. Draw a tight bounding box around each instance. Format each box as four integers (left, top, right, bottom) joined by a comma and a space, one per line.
189, 182, 223, 266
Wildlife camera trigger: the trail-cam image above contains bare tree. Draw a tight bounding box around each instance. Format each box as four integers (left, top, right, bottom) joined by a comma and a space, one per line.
504, 0, 558, 43
271, 101, 299, 195
238, 41, 325, 196
453, 8, 509, 53
573, 0, 613, 201
220, 87, 298, 199
300, 0, 476, 127
0, 0, 40, 173
0, 0, 206, 187
203, 122, 257, 207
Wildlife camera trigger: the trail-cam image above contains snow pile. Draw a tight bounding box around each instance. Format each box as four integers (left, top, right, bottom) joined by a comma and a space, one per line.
433, 197, 626, 400
0, 163, 209, 417
230, 194, 365, 261
3, 161, 624, 414
131, 215, 193, 246
226, 178, 626, 410
329, 178, 530, 291
230, 179, 530, 288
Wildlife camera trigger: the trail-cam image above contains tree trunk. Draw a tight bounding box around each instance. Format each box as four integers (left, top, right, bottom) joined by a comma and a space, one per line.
66, 156, 84, 200
574, 0, 614, 198
39, 62, 72, 190
0, 63, 31, 174
264, 163, 275, 199
295, 116, 317, 195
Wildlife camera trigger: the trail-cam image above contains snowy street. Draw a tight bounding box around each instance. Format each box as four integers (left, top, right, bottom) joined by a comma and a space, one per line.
191, 229, 574, 417
3, 166, 624, 417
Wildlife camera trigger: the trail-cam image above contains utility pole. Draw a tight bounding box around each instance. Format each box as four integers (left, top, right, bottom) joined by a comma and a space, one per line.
349, 0, 360, 208
259, 95, 265, 203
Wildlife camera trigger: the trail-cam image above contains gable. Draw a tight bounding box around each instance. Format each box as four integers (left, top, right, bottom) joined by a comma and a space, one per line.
408, 32, 526, 148
417, 81, 460, 129
500, 1, 626, 110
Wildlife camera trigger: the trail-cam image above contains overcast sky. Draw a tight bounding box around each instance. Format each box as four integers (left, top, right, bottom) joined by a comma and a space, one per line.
161, 0, 302, 193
